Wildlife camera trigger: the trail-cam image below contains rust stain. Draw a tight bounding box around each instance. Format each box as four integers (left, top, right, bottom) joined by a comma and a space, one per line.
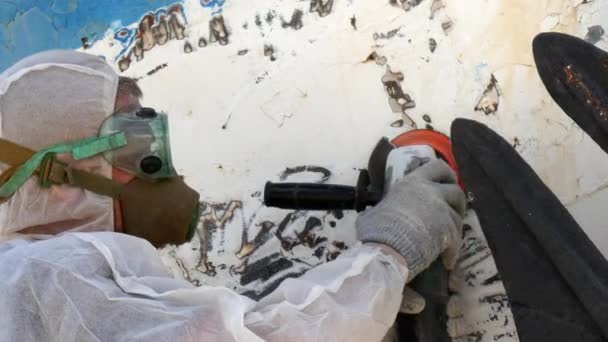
362, 51, 387, 65
197, 201, 242, 275
564, 65, 608, 119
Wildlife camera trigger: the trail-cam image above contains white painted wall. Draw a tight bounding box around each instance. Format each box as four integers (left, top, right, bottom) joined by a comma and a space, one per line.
83, 0, 608, 339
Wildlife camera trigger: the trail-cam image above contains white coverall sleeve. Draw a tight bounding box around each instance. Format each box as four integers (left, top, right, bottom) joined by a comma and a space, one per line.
245, 243, 408, 341
0, 233, 407, 342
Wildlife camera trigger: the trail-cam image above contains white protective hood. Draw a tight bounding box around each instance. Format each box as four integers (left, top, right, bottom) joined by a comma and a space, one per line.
0, 50, 119, 241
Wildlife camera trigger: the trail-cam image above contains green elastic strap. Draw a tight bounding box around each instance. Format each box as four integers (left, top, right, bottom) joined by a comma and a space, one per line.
72, 133, 127, 160
0, 133, 127, 198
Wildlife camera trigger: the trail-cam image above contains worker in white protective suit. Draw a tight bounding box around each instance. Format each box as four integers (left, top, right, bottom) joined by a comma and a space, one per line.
0, 50, 466, 342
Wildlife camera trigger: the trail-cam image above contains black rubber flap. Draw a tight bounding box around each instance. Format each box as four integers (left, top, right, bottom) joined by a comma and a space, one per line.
534, 32, 608, 154
451, 118, 608, 341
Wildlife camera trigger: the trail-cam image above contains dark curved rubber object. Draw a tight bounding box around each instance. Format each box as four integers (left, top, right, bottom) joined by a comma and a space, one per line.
397, 260, 449, 342
533, 32, 608, 154
451, 118, 608, 341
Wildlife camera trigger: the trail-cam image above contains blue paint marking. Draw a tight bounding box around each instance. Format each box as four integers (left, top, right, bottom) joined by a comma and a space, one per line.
0, 0, 191, 72
475, 63, 489, 81
113, 28, 138, 61
201, 0, 225, 14
201, 0, 226, 8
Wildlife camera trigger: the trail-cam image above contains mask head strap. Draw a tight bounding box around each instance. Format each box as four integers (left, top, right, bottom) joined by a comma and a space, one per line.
0, 136, 125, 199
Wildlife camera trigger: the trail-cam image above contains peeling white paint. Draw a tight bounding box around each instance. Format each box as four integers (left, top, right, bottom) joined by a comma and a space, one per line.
81, 0, 608, 339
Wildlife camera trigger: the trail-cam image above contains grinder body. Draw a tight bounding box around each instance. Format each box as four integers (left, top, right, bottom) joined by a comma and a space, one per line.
264, 129, 463, 342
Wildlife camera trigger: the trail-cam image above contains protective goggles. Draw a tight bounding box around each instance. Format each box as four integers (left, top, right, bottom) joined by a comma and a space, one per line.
0, 107, 200, 247
99, 107, 176, 180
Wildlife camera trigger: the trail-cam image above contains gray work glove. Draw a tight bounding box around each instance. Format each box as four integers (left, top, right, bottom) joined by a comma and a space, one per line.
356, 159, 466, 281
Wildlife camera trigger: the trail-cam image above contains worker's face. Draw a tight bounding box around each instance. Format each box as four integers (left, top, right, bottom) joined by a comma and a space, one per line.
114, 90, 141, 113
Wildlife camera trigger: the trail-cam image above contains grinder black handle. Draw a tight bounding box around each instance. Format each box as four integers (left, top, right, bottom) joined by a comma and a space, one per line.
264, 182, 359, 210
264, 176, 382, 212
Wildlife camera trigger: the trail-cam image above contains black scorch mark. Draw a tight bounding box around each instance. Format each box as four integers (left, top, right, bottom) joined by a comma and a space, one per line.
585, 25, 605, 45
198, 37, 208, 47
479, 293, 511, 313
458, 228, 489, 262
209, 15, 230, 46
275, 212, 301, 250
330, 210, 344, 219
350, 16, 357, 30
391, 119, 404, 127
255, 71, 269, 85
482, 272, 502, 286
275, 213, 325, 251
237, 49, 249, 56
81, 37, 90, 49
314, 246, 326, 258
279, 165, 331, 182
237, 220, 275, 259
184, 41, 193, 53
146, 63, 168, 76
373, 27, 403, 40
325, 240, 348, 261
429, 38, 437, 53
512, 137, 520, 149
474, 74, 500, 115
310, 0, 334, 17
442, 19, 454, 35
333, 241, 346, 249
273, 212, 328, 252
242, 270, 307, 300
297, 217, 326, 248
265, 10, 276, 25
255, 14, 263, 28
389, 0, 424, 12
326, 251, 340, 261
240, 253, 294, 285
282, 9, 304, 30
264, 44, 277, 61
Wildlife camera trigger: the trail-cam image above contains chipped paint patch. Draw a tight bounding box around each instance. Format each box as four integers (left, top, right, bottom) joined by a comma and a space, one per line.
430, 0, 445, 19
382, 66, 417, 127
115, 4, 188, 72
475, 75, 501, 115
209, 15, 230, 45
364, 51, 387, 65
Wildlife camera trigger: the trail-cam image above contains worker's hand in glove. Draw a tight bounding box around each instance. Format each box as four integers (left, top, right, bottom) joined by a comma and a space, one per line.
356, 157, 467, 282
